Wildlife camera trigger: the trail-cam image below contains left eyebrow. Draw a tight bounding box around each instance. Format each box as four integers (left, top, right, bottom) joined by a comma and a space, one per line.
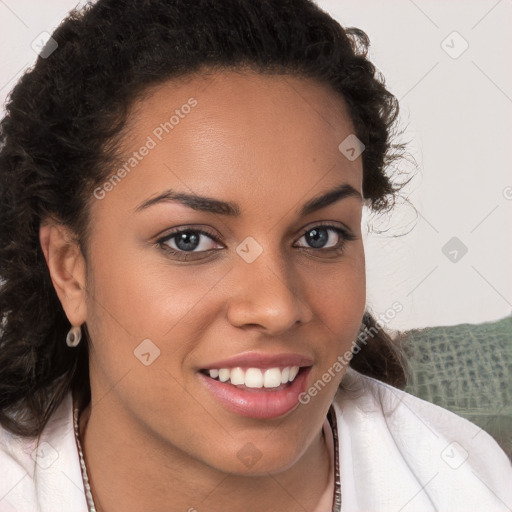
133, 183, 362, 216
299, 183, 362, 216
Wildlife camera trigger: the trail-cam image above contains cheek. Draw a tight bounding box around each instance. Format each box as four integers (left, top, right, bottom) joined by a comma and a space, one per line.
83, 247, 209, 422
86, 236, 213, 333
301, 252, 366, 395
84, 241, 233, 390
296, 258, 365, 415
306, 248, 366, 335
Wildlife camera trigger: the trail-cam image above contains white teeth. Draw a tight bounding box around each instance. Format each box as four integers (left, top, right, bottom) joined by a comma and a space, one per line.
245, 368, 263, 388
289, 366, 300, 381
264, 368, 282, 388
230, 367, 245, 386
218, 368, 230, 382
206, 365, 302, 388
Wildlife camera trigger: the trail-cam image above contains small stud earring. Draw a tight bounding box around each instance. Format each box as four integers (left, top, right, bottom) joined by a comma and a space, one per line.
66, 325, 82, 347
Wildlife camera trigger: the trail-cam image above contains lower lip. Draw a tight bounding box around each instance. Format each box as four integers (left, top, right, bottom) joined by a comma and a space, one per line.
199, 368, 311, 419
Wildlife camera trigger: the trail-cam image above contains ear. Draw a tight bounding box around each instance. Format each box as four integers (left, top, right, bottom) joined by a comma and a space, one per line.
39, 217, 88, 326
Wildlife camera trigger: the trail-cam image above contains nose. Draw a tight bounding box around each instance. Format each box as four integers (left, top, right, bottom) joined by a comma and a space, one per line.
226, 245, 314, 335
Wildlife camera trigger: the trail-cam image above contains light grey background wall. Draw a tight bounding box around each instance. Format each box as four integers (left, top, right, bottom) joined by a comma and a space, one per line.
1, 0, 511, 330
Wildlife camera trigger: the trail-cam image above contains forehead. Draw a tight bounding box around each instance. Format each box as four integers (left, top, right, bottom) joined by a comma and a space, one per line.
93, 70, 362, 218
128, 69, 356, 145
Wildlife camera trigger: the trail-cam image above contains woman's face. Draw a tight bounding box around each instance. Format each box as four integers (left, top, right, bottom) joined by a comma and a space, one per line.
79, 70, 365, 475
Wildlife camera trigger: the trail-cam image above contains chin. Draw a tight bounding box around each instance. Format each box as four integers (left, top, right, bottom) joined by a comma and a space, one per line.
193, 431, 313, 477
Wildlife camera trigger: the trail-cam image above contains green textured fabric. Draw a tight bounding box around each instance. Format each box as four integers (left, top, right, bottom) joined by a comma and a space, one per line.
403, 315, 512, 460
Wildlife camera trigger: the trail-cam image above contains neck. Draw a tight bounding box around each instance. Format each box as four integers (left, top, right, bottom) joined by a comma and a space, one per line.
78, 400, 332, 512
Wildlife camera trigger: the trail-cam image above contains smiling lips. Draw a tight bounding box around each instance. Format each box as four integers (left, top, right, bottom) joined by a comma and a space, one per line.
199, 353, 313, 419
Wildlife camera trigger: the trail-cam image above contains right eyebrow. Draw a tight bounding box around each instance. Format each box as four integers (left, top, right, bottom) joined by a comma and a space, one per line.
134, 189, 240, 216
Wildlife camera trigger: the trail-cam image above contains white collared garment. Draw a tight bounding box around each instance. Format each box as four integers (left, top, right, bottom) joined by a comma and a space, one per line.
1, 368, 511, 512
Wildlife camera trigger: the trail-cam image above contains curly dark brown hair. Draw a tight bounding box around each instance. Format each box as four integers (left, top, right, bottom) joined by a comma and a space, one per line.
0, 0, 409, 438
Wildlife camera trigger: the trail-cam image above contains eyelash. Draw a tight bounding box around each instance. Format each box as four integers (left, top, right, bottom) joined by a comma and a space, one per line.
156, 224, 356, 261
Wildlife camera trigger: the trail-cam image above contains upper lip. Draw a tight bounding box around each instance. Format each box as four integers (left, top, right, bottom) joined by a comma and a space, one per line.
200, 352, 314, 370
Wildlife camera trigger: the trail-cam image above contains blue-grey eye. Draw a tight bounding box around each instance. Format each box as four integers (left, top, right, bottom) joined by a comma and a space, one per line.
161, 229, 221, 253
297, 226, 345, 250
174, 231, 201, 251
